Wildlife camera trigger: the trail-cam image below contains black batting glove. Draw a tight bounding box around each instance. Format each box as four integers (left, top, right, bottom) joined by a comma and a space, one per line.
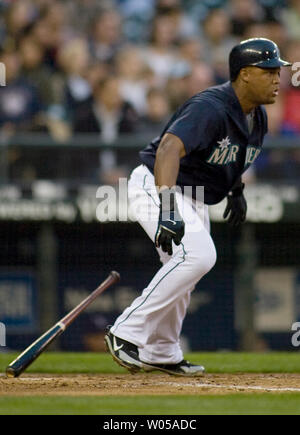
223, 183, 247, 226
155, 188, 185, 255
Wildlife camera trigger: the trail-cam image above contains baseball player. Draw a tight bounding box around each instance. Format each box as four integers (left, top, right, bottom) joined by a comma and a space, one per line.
105, 38, 291, 376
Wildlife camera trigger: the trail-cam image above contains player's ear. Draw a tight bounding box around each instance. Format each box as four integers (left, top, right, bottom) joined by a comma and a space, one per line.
239, 67, 251, 84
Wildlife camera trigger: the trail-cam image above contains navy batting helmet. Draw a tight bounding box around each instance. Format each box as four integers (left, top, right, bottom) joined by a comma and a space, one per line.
229, 38, 291, 82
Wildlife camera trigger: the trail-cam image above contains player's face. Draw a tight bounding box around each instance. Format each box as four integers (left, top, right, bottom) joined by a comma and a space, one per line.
247, 67, 281, 105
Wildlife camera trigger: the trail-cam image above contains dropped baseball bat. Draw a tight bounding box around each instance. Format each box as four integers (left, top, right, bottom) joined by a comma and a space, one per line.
5, 271, 120, 378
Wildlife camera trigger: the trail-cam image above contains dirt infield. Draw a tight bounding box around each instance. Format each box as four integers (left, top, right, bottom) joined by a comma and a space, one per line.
1, 373, 300, 396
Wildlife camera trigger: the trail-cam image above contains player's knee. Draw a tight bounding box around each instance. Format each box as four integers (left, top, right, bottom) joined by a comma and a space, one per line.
199, 247, 216, 276
204, 243, 217, 274
189, 240, 217, 278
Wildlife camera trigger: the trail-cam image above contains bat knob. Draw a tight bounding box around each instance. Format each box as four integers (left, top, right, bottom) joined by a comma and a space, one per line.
110, 271, 121, 282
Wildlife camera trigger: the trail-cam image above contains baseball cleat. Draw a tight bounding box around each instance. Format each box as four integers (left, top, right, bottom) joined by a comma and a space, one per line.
141, 359, 205, 377
104, 329, 142, 374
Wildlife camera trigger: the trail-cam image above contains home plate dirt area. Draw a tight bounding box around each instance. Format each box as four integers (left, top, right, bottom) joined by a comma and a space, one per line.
1, 373, 300, 396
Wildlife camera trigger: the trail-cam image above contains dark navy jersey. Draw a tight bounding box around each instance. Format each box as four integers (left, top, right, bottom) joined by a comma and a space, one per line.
139, 81, 268, 205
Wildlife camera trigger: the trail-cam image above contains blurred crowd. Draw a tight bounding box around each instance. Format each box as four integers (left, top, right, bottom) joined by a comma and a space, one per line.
0, 0, 300, 183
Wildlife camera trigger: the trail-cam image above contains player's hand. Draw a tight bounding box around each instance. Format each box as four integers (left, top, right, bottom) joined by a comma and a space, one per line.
155, 188, 185, 255
223, 183, 247, 226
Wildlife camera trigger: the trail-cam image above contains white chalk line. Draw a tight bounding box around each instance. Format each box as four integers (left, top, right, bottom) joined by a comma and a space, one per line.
159, 382, 300, 393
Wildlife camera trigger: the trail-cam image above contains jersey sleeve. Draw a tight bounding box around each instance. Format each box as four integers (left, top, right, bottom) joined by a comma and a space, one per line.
166, 100, 222, 155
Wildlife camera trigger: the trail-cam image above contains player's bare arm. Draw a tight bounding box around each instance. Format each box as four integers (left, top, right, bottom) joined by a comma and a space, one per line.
154, 133, 186, 255
154, 133, 186, 190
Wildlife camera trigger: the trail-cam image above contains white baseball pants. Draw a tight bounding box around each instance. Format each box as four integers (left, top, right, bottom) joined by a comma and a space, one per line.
111, 164, 217, 364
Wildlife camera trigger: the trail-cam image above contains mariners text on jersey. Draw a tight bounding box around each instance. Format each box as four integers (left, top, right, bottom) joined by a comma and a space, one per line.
140, 81, 268, 205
